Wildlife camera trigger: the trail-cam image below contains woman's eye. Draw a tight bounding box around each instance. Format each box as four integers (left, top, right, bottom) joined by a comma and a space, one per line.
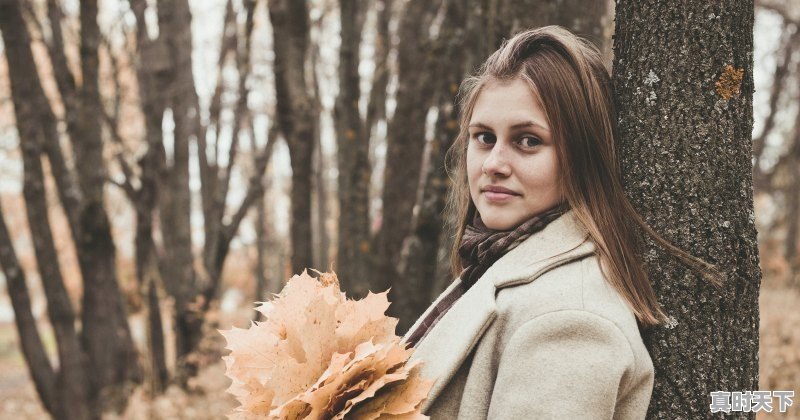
474, 133, 495, 144
519, 136, 542, 148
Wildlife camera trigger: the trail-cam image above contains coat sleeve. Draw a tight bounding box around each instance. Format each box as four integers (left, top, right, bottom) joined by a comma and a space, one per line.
487, 310, 636, 420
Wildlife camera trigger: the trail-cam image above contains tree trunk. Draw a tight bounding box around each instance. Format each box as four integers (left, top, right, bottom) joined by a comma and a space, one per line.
393, 0, 471, 332
0, 203, 59, 416
308, 23, 329, 273
335, 0, 373, 296
312, 119, 330, 271
373, 0, 442, 299
74, 1, 142, 406
613, 1, 759, 418
254, 186, 269, 310
784, 119, 800, 287
364, 0, 391, 239
129, 0, 173, 393
752, 28, 797, 184
494, 0, 609, 52
198, 0, 236, 279
154, 0, 204, 383
269, 0, 317, 276
364, 0, 392, 143
41, 0, 85, 239
1, 2, 101, 417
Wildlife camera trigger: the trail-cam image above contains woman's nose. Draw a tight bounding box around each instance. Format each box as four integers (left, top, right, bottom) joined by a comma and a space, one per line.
482, 141, 512, 177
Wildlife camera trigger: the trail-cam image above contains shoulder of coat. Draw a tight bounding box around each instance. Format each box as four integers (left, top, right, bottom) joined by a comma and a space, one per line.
494, 255, 639, 335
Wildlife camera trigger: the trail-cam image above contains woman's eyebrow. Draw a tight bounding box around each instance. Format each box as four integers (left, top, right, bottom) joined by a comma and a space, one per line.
468, 120, 550, 132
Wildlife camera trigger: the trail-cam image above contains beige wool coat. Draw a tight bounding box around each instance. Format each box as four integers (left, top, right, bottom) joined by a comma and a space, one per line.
402, 210, 654, 419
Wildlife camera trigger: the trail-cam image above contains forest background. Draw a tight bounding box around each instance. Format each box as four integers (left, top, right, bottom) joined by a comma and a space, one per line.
0, 0, 797, 418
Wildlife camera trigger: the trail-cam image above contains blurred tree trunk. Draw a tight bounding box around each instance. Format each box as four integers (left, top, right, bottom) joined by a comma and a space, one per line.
394, 0, 471, 333
334, 0, 373, 295
2, 0, 143, 415
200, 0, 261, 302
494, 0, 609, 52
309, 22, 330, 273
154, 0, 205, 383
125, 0, 272, 384
128, 0, 171, 394
784, 119, 800, 287
753, 28, 797, 188
312, 122, 331, 271
365, 0, 392, 143
613, 1, 760, 418
374, 0, 442, 307
75, 1, 142, 405
364, 0, 391, 232
0, 208, 60, 417
0, 4, 93, 418
268, 0, 317, 276
251, 125, 277, 318
254, 186, 269, 309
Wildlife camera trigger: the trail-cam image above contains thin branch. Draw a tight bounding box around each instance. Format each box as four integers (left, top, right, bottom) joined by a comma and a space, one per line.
102, 109, 139, 196
218, 0, 257, 228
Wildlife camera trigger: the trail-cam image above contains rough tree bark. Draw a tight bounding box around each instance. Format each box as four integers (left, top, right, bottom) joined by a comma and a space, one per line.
613, 1, 760, 418
268, 0, 317, 276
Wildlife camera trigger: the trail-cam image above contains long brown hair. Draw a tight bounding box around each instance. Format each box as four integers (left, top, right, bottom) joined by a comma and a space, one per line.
444, 26, 723, 327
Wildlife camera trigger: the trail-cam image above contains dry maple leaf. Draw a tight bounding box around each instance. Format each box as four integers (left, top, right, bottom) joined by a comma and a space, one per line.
221, 270, 435, 419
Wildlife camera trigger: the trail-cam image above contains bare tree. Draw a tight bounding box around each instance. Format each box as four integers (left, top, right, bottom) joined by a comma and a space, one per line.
613, 1, 760, 417
1, 0, 142, 415
268, 0, 317, 276
0, 20, 93, 407
123, 0, 275, 383
334, 0, 373, 296
373, 0, 443, 314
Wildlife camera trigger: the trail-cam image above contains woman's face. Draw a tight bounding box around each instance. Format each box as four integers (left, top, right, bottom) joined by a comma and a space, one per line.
466, 78, 563, 231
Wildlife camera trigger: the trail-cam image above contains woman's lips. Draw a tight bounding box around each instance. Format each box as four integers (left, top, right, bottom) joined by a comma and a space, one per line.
484, 191, 518, 202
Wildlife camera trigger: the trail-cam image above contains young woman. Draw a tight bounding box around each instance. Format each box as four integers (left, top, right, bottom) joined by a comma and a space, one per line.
401, 26, 719, 419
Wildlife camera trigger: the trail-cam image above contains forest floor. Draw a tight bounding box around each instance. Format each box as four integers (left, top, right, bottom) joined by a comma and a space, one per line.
0, 285, 798, 419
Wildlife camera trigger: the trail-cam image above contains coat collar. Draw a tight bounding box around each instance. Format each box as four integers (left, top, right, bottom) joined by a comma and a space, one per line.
403, 209, 596, 412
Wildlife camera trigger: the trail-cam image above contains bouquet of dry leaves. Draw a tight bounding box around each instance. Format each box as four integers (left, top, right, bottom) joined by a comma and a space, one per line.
220, 269, 434, 419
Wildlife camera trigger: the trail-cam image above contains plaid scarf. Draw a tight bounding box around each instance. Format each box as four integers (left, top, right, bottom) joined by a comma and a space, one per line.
458, 202, 571, 288
405, 202, 571, 348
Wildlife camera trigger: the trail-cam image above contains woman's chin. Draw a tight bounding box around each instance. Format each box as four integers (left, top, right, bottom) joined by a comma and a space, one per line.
481, 217, 519, 231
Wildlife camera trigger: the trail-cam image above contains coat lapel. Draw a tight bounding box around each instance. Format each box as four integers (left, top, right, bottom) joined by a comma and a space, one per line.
405, 209, 597, 412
